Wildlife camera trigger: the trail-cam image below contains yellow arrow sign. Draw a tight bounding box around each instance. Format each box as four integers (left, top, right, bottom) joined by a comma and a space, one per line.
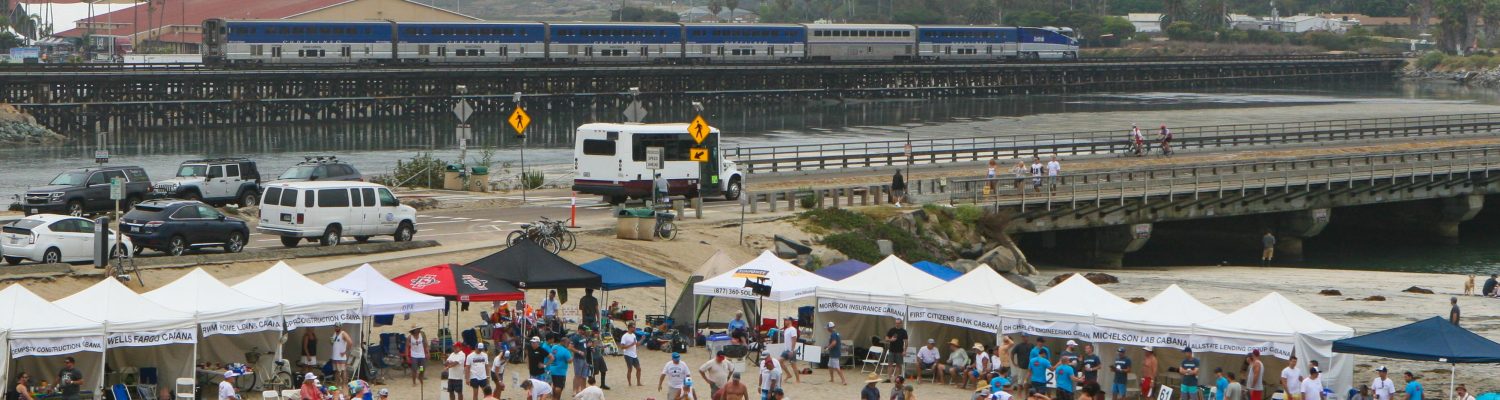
690, 147, 709, 162
509, 107, 531, 136
689, 115, 710, 145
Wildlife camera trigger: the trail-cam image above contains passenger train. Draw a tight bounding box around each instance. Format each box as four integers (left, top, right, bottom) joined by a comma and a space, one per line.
201, 19, 1078, 65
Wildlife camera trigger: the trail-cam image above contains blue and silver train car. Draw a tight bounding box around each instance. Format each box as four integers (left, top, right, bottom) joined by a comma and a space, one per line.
204, 19, 394, 64
546, 23, 684, 64
682, 23, 805, 64
803, 23, 917, 63
916, 26, 1018, 61
395, 22, 546, 63
1017, 27, 1079, 60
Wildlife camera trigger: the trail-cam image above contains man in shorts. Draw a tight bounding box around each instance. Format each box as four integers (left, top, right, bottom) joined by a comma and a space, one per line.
916, 339, 941, 382
445, 347, 467, 400
467, 342, 491, 400
546, 335, 572, 400
1180, 347, 1201, 400
826, 322, 847, 385
1111, 347, 1131, 400
1141, 347, 1158, 399
658, 352, 691, 400
621, 321, 642, 386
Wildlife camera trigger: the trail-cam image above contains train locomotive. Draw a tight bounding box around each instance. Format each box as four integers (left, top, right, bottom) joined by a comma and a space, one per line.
202, 19, 1077, 65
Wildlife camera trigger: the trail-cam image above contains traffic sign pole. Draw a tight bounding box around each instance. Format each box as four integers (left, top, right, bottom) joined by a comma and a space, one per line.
510, 93, 531, 203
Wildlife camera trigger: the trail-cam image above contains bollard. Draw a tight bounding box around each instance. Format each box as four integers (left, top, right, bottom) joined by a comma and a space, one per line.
861, 187, 871, 205
846, 188, 855, 207
786, 190, 796, 211
673, 197, 686, 217
692, 197, 703, 219
874, 185, 886, 205
827, 189, 838, 209
751, 193, 760, 214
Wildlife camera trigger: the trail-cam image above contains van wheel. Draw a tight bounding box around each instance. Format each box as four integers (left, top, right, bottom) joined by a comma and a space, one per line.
280, 236, 301, 248
354, 236, 371, 243
724, 177, 743, 201
183, 191, 201, 201
395, 222, 415, 242
319, 226, 342, 246
239, 191, 259, 207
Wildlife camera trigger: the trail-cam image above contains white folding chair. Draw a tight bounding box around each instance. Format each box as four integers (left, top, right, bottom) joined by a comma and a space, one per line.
173, 378, 194, 400
860, 346, 886, 373
281, 389, 301, 400
263, 390, 281, 400
900, 347, 917, 376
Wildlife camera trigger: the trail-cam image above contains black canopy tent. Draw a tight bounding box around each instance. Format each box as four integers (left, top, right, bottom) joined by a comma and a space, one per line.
1333, 316, 1500, 400
462, 240, 603, 290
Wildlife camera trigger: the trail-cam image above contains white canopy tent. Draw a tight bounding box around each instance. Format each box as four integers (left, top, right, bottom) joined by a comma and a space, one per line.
813, 256, 947, 358
693, 251, 834, 302
1089, 285, 1226, 392
233, 262, 363, 374
145, 269, 285, 391
55, 279, 199, 397
1001, 273, 1136, 336
325, 264, 445, 316
0, 284, 106, 397
905, 266, 1034, 353
1194, 292, 1356, 395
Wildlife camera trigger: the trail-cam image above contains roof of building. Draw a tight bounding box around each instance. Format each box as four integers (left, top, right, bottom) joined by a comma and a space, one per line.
54, 0, 475, 42
18, 2, 140, 34
679, 6, 757, 19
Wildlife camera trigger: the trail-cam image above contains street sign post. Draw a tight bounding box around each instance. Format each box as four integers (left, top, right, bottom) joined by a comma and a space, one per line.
689, 115, 710, 145
456, 124, 472, 151
108, 177, 125, 201
452, 100, 474, 123
509, 107, 531, 137
94, 149, 110, 164
624, 101, 648, 123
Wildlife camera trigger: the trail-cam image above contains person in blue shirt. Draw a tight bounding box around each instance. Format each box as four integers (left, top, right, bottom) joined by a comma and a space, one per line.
1402, 372, 1423, 400
545, 335, 572, 395
1055, 357, 1080, 400
1030, 337, 1051, 360
1180, 347, 1202, 400
1215, 368, 1230, 400
1111, 348, 1132, 400
728, 311, 748, 343
1029, 352, 1053, 395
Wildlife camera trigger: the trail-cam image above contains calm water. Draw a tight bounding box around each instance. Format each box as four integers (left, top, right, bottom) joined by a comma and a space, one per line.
3, 80, 1500, 273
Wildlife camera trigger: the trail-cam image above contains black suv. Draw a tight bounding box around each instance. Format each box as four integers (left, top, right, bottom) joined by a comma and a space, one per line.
22, 166, 152, 217
271, 156, 363, 183
122, 199, 250, 256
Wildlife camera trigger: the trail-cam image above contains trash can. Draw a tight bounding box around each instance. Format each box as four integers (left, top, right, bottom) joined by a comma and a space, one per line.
443, 163, 464, 190
467, 166, 490, 192
615, 208, 654, 240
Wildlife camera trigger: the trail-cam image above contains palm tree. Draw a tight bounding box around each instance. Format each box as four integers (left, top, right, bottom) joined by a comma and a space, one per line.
707, 0, 724, 21
726, 0, 739, 22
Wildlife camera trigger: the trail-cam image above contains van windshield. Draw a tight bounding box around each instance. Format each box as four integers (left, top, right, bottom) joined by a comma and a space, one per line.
48, 171, 88, 186
176, 165, 208, 177
280, 166, 316, 180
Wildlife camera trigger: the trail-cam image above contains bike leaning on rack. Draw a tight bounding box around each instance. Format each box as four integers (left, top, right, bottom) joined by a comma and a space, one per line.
505, 216, 574, 253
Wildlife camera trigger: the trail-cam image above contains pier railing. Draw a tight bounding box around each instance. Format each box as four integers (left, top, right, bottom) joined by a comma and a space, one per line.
727, 113, 1500, 174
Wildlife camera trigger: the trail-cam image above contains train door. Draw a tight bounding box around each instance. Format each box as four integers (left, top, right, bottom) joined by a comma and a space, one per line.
437, 46, 447, 60
340, 45, 352, 61
271, 46, 282, 59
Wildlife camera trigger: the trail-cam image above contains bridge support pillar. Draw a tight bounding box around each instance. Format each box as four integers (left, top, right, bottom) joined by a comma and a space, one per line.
1086, 223, 1153, 268
1432, 194, 1485, 244
1273, 208, 1330, 263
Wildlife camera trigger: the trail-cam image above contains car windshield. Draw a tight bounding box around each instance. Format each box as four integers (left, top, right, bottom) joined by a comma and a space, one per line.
279, 165, 316, 180
48, 171, 87, 186
176, 165, 208, 177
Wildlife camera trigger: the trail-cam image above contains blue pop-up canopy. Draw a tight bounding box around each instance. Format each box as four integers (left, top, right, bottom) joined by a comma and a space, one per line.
911, 261, 962, 281
814, 259, 871, 281
1333, 316, 1500, 363
579, 257, 667, 290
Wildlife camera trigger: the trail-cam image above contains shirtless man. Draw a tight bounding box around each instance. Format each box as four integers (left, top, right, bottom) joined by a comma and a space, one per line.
1141, 347, 1158, 399
721, 372, 750, 400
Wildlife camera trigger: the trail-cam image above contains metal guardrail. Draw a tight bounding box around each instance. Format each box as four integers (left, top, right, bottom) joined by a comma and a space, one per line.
728, 113, 1500, 174
948, 146, 1500, 209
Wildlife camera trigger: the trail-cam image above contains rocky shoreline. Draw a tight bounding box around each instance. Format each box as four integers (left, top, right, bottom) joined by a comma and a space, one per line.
0, 104, 65, 145
1404, 67, 1500, 87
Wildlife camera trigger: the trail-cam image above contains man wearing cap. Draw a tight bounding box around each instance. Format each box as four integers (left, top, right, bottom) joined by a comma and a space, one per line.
660, 352, 691, 400
1280, 355, 1302, 400
885, 319, 909, 380
218, 370, 242, 400
936, 339, 968, 386
827, 322, 848, 385
468, 342, 493, 400
724, 372, 750, 400
1371, 367, 1396, 400
700, 351, 733, 395
676, 377, 701, 400
546, 336, 573, 400
1246, 351, 1264, 400
621, 321, 642, 387
972, 343, 993, 390
1300, 367, 1325, 400
1061, 340, 1080, 365
447, 346, 468, 400
301, 373, 322, 400
528, 337, 550, 381
760, 356, 784, 400
1141, 347, 1157, 399
491, 343, 511, 398
1400, 372, 1421, 400
917, 339, 941, 382
57, 357, 83, 400
1180, 347, 1201, 400
410, 327, 428, 386
1111, 347, 1131, 400
1081, 344, 1101, 384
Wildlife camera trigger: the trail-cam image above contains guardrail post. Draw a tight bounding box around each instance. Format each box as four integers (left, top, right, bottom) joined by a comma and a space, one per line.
751, 193, 760, 214
786, 190, 796, 211
847, 188, 856, 207
826, 189, 838, 209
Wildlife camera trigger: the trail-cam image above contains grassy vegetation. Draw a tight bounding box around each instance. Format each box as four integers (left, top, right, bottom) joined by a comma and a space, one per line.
1415, 52, 1500, 71
801, 208, 937, 264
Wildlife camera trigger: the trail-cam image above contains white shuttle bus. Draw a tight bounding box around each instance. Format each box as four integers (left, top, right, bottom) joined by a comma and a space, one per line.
572, 123, 744, 204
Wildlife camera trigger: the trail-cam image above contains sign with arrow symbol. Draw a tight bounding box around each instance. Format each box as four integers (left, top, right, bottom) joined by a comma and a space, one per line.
690, 147, 709, 162
509, 107, 531, 136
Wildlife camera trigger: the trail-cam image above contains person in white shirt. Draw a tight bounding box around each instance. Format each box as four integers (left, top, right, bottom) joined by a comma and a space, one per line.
1299, 367, 1325, 400
676, 377, 700, 400
410, 327, 428, 386
468, 343, 492, 400
218, 371, 241, 400
331, 325, 354, 385
521, 378, 554, 400
699, 351, 732, 395
492, 348, 511, 398
446, 347, 468, 400
1280, 355, 1302, 400
759, 356, 783, 399
916, 339, 941, 382
1045, 156, 1061, 189
659, 353, 691, 400
1371, 367, 1396, 400
779, 317, 803, 384
620, 321, 642, 387
574, 376, 605, 400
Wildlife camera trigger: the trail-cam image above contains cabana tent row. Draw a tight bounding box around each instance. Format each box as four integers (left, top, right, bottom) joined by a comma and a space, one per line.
692, 252, 1356, 397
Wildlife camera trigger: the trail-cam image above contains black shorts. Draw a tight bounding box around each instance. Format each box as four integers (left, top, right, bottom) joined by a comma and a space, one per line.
447, 379, 464, 393
1058, 389, 1074, 400
625, 356, 640, 368
469, 378, 488, 389
551, 375, 567, 388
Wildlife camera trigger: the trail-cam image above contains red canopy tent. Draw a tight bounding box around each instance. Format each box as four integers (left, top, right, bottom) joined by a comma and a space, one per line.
392, 263, 523, 302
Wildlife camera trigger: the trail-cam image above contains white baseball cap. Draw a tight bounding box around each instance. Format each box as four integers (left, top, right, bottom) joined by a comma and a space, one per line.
304, 373, 316, 381
827, 322, 836, 328
1066, 340, 1078, 346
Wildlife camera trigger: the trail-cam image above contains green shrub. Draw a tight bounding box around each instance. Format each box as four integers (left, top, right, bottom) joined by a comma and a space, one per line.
954, 204, 984, 224
521, 170, 546, 189
370, 152, 447, 189
802, 208, 874, 230
823, 233, 883, 263
1416, 52, 1446, 70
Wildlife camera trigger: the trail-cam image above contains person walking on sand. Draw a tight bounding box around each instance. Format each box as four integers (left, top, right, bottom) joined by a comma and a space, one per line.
779, 317, 802, 384
1261, 232, 1276, 266
722, 372, 750, 400
1400, 372, 1422, 400
862, 373, 883, 400
891, 170, 907, 208
1246, 350, 1264, 400
409, 327, 427, 386
620, 322, 642, 387
1140, 347, 1157, 400
1300, 367, 1325, 400
1280, 355, 1301, 400
826, 322, 848, 385
659, 353, 691, 400
1449, 297, 1461, 326
699, 351, 732, 396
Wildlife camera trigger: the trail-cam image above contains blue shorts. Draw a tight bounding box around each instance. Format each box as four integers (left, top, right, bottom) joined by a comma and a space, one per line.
1113, 383, 1127, 395
1182, 385, 1199, 394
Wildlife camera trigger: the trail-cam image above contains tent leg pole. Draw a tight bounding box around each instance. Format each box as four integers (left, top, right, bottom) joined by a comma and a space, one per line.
1449, 364, 1455, 400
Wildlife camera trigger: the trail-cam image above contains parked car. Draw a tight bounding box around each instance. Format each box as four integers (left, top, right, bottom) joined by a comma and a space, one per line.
2, 214, 133, 265
151, 158, 262, 207
270, 156, 363, 183
21, 166, 151, 217
256, 181, 416, 248
122, 199, 250, 256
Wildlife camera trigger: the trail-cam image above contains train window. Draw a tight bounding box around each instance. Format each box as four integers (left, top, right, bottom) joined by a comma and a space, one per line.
293, 27, 305, 34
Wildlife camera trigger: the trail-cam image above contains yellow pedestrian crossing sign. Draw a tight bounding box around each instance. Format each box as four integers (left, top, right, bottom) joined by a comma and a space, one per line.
690, 147, 709, 162
689, 115, 710, 144
509, 107, 531, 136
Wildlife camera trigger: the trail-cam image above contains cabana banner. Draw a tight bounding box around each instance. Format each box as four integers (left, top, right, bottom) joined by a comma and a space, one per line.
11, 337, 105, 357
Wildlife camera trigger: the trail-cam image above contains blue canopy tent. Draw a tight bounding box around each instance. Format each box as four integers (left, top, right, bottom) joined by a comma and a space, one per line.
813, 259, 871, 281
1333, 316, 1500, 399
580, 257, 669, 322
911, 260, 962, 281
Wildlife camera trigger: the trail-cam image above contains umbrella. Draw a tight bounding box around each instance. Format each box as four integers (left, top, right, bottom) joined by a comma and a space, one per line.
392, 263, 523, 302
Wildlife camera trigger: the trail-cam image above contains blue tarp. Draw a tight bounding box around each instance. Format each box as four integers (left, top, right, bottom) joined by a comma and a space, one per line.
911, 261, 962, 281
579, 257, 667, 291
1333, 316, 1500, 363
814, 260, 871, 281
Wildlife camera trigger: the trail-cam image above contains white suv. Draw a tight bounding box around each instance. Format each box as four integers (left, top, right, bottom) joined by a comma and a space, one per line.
257, 181, 417, 248
2, 214, 134, 265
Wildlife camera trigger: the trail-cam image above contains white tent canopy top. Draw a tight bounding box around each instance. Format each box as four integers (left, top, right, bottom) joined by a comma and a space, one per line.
907, 266, 1034, 315
325, 264, 445, 316
693, 251, 834, 302
1002, 273, 1136, 325
817, 255, 947, 308
55, 278, 198, 339
1096, 284, 1225, 335
232, 261, 363, 329
1195, 292, 1354, 344
144, 268, 283, 336
0, 284, 104, 341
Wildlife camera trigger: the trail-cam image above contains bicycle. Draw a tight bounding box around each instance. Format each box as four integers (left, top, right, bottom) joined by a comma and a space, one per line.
653, 211, 678, 241
538, 217, 577, 251
107, 244, 143, 286
506, 221, 562, 254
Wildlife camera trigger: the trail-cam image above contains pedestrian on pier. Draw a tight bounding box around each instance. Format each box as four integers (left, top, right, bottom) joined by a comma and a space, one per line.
891, 170, 907, 207
988, 159, 1000, 193
1046, 156, 1061, 190
1030, 157, 1043, 192
1261, 232, 1276, 266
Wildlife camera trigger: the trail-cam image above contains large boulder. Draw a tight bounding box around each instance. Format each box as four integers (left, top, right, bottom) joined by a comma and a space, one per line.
949, 259, 983, 273
978, 244, 1038, 276
1001, 272, 1037, 292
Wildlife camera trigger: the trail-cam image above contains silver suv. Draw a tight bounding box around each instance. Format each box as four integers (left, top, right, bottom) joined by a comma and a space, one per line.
152, 158, 262, 207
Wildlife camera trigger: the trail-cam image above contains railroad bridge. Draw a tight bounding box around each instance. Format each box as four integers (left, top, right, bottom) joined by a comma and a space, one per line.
0, 55, 1403, 135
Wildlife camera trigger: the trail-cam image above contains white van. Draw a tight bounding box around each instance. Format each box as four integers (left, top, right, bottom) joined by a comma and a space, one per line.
256, 181, 417, 248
